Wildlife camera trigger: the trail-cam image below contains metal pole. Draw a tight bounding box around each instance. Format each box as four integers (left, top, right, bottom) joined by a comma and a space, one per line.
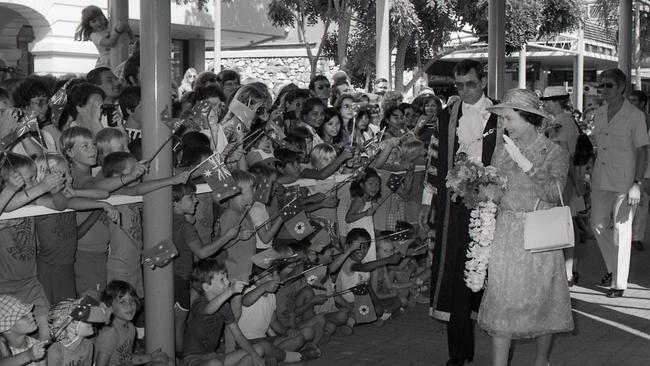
140, 0, 174, 360
109, 0, 129, 70
574, 26, 584, 112
634, 2, 642, 90
487, 0, 506, 99
213, 0, 221, 72
619, 0, 633, 93
518, 44, 526, 89
375, 0, 390, 83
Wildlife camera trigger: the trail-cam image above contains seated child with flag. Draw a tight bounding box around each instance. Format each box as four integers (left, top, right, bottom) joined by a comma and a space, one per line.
329, 228, 402, 327
238, 269, 322, 363
183, 259, 268, 366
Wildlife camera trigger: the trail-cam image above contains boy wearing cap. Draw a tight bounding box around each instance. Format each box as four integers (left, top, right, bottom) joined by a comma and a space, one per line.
0, 295, 48, 366
47, 298, 108, 366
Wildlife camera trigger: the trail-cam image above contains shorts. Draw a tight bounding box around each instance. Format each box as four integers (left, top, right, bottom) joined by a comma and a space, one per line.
174, 275, 190, 311
74, 250, 107, 296
182, 352, 225, 366
0, 277, 50, 317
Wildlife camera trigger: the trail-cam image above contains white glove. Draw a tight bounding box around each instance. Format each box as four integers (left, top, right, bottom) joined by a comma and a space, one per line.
502, 135, 533, 172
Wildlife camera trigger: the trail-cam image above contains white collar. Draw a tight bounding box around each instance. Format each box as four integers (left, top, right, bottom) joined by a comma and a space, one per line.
462, 94, 487, 111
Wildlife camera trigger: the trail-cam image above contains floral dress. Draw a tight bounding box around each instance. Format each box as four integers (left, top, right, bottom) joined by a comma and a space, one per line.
477, 134, 574, 339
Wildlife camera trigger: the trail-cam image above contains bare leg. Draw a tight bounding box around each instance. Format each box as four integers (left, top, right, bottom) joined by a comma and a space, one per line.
534, 334, 552, 366
492, 335, 512, 366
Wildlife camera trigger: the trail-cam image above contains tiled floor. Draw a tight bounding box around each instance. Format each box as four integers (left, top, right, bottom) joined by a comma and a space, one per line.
306, 239, 650, 366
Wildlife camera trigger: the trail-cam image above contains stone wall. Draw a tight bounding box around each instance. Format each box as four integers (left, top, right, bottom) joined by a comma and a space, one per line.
219, 57, 339, 92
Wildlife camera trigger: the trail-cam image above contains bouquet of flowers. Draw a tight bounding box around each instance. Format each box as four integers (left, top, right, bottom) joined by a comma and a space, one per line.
446, 153, 507, 292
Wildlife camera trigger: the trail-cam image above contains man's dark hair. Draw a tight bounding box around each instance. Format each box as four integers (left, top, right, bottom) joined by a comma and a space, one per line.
453, 59, 486, 80
630, 90, 648, 107
86, 67, 112, 85
119, 86, 141, 119
308, 75, 329, 91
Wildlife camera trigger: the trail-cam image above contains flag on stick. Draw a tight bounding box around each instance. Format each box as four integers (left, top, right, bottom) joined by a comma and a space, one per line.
352, 284, 377, 324
192, 152, 240, 201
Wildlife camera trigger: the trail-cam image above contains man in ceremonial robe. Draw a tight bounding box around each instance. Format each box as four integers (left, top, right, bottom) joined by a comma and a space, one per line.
419, 59, 502, 366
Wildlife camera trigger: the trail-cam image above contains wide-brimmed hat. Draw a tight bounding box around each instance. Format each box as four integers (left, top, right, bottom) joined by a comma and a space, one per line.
487, 89, 550, 119
540, 86, 570, 100
0, 295, 33, 332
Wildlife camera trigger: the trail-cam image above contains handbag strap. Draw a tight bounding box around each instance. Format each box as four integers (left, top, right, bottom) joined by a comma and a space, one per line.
533, 180, 565, 211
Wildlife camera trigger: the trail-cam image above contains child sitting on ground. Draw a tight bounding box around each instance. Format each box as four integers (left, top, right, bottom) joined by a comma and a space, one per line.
95, 280, 169, 366
238, 270, 321, 363
329, 228, 402, 327
183, 259, 268, 366
47, 298, 106, 366
0, 295, 48, 366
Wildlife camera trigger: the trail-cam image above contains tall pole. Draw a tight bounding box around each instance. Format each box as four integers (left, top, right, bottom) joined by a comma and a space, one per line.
619, 0, 633, 93
376, 0, 390, 85
634, 2, 642, 90
140, 0, 174, 360
488, 0, 506, 99
109, 0, 129, 70
213, 0, 221, 72
573, 26, 585, 112
518, 44, 526, 89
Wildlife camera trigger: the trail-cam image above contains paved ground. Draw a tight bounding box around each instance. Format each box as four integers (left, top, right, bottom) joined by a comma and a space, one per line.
302, 238, 650, 366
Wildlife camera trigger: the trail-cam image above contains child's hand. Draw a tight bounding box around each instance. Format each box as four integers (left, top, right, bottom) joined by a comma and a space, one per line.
115, 19, 130, 33
230, 280, 247, 294
150, 348, 169, 364
415, 115, 427, 130
238, 230, 255, 241
365, 205, 376, 217
62, 186, 76, 198
41, 173, 65, 193
223, 226, 240, 240
173, 170, 191, 184
102, 203, 120, 223
127, 161, 148, 180
263, 278, 280, 293
340, 147, 354, 161
5, 172, 24, 192
28, 339, 48, 361
311, 294, 328, 305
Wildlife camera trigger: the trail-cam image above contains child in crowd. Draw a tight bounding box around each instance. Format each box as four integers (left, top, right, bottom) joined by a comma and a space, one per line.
301, 143, 353, 180
101, 151, 190, 298
247, 163, 283, 251
318, 108, 349, 150
75, 5, 133, 68
384, 139, 425, 229
177, 144, 215, 245
272, 243, 327, 345
47, 298, 99, 366
183, 259, 267, 366
328, 228, 402, 327
118, 86, 143, 141
0, 153, 66, 341
62, 127, 124, 296
239, 270, 322, 363
34, 153, 117, 305
218, 170, 257, 327
373, 237, 413, 310
346, 168, 382, 262
95, 127, 130, 165
298, 98, 325, 146
0, 295, 48, 366
171, 182, 241, 355
245, 133, 275, 168
95, 280, 169, 366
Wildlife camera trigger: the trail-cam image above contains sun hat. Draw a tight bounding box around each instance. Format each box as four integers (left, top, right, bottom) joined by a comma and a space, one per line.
486, 88, 550, 119
540, 86, 570, 100
0, 295, 33, 333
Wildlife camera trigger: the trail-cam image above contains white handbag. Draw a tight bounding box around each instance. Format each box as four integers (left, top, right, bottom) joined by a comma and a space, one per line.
524, 181, 575, 253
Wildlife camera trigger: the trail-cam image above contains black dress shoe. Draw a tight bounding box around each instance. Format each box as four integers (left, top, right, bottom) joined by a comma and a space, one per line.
606, 289, 624, 298
600, 272, 612, 286
632, 241, 645, 251
445, 359, 465, 366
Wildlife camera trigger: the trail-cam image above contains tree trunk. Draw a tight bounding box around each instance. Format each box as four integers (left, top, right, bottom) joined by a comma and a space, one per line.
393, 34, 411, 92
337, 7, 352, 69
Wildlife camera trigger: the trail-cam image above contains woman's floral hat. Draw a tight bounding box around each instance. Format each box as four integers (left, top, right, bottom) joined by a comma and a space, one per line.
486, 88, 550, 120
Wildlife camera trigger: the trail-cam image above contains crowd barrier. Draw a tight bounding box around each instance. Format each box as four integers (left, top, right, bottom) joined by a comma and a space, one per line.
0, 168, 426, 236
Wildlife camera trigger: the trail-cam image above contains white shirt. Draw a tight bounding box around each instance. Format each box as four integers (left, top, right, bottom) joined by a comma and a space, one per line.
238, 286, 276, 339
457, 94, 492, 162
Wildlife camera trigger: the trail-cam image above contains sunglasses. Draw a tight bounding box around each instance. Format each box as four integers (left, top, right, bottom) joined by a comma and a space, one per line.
598, 83, 616, 89
455, 80, 480, 90
316, 84, 331, 90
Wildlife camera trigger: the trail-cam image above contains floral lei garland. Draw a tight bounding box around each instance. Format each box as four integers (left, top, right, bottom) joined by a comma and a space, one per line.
446, 154, 507, 292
